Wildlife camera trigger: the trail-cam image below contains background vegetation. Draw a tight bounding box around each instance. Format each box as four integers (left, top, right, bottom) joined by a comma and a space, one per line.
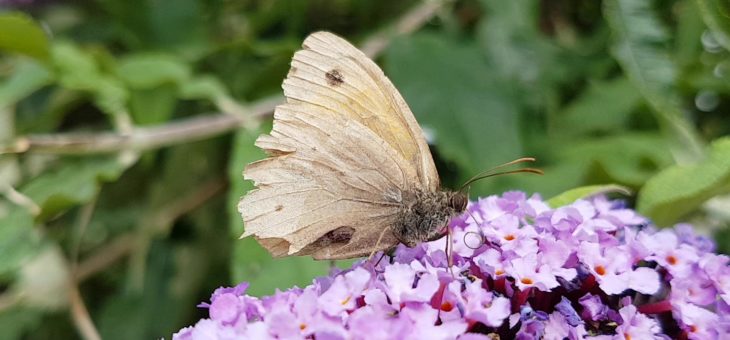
0, 0, 729, 338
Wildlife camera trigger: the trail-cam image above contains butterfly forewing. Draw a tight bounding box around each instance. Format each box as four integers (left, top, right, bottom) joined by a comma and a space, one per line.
286, 32, 439, 189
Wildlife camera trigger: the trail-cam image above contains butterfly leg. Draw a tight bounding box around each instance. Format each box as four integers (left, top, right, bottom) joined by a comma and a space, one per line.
368, 227, 390, 261
446, 226, 455, 278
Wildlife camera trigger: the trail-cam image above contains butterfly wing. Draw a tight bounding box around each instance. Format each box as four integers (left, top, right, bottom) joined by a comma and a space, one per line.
240, 105, 409, 259
239, 31, 438, 259
285, 31, 439, 190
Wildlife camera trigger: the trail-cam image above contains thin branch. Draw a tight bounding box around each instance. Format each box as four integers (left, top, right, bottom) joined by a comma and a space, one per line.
4, 96, 281, 155
74, 234, 134, 283
71, 198, 98, 264
2, 185, 41, 215
68, 283, 101, 340
361, 0, 450, 57
2, 0, 448, 156
74, 177, 226, 282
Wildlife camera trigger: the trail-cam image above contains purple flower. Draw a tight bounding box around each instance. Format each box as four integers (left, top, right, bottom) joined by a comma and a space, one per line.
544, 311, 587, 340
173, 193, 727, 339
642, 230, 700, 278
579, 293, 612, 322
615, 304, 663, 339
461, 279, 510, 327
507, 254, 560, 291
318, 267, 370, 316
382, 262, 439, 305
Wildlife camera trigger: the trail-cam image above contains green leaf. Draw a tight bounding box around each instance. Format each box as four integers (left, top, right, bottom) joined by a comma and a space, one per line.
51, 42, 129, 116
0, 209, 42, 277
675, 1, 706, 66
116, 54, 191, 89
179, 76, 229, 102
638, 137, 730, 226
0, 12, 50, 61
20, 157, 127, 221
0, 60, 53, 108
547, 184, 632, 208
555, 77, 642, 138
0, 307, 42, 340
560, 133, 674, 187
385, 33, 523, 193
603, 0, 705, 162
129, 85, 177, 125
477, 0, 559, 87
696, 0, 730, 52
98, 242, 192, 339
116, 56, 236, 124
232, 238, 340, 296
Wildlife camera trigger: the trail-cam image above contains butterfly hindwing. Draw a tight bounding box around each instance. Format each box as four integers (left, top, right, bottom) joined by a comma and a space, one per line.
240, 105, 410, 258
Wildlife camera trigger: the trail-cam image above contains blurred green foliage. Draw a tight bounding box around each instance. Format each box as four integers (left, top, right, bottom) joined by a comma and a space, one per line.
0, 0, 729, 338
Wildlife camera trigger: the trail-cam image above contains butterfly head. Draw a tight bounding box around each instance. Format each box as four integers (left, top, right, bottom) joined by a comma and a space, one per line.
448, 191, 468, 213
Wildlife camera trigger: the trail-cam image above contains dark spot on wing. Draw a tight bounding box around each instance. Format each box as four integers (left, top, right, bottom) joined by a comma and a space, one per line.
325, 69, 344, 86
275, 205, 283, 211
312, 226, 355, 247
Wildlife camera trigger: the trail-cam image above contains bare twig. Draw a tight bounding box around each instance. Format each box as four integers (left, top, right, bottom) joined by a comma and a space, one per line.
2, 185, 41, 215
146, 178, 228, 234
74, 234, 135, 282
361, 0, 450, 57
68, 283, 101, 340
74, 177, 226, 282
127, 177, 227, 290
2, 0, 448, 156
71, 198, 98, 264
4, 96, 281, 155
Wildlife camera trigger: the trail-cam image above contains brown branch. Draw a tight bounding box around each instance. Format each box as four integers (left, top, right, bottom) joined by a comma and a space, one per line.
74, 234, 134, 283
4, 96, 281, 155
74, 177, 226, 282
2, 0, 449, 156
361, 0, 450, 57
68, 282, 101, 340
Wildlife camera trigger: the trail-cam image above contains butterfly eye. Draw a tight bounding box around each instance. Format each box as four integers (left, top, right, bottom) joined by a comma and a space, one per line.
449, 193, 468, 212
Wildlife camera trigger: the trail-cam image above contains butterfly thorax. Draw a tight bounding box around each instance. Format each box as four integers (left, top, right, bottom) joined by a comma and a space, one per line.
392, 190, 468, 247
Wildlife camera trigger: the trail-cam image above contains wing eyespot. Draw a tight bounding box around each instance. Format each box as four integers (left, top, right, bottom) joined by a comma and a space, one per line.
325, 69, 345, 86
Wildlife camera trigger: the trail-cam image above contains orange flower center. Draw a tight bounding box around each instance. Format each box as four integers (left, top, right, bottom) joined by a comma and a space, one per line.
504, 234, 516, 241
300, 323, 307, 330
594, 265, 607, 276
521, 278, 534, 285
441, 301, 454, 312
666, 255, 678, 265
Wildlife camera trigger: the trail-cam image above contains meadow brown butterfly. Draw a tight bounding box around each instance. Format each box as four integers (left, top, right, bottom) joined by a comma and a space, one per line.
238, 32, 524, 259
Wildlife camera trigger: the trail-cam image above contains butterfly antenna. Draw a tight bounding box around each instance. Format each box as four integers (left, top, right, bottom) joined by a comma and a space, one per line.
459, 157, 543, 192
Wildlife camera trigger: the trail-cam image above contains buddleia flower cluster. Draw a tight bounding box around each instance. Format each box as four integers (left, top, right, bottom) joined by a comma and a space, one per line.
173, 192, 730, 339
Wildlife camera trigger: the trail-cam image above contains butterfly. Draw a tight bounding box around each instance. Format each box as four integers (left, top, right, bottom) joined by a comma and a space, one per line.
238, 32, 537, 260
